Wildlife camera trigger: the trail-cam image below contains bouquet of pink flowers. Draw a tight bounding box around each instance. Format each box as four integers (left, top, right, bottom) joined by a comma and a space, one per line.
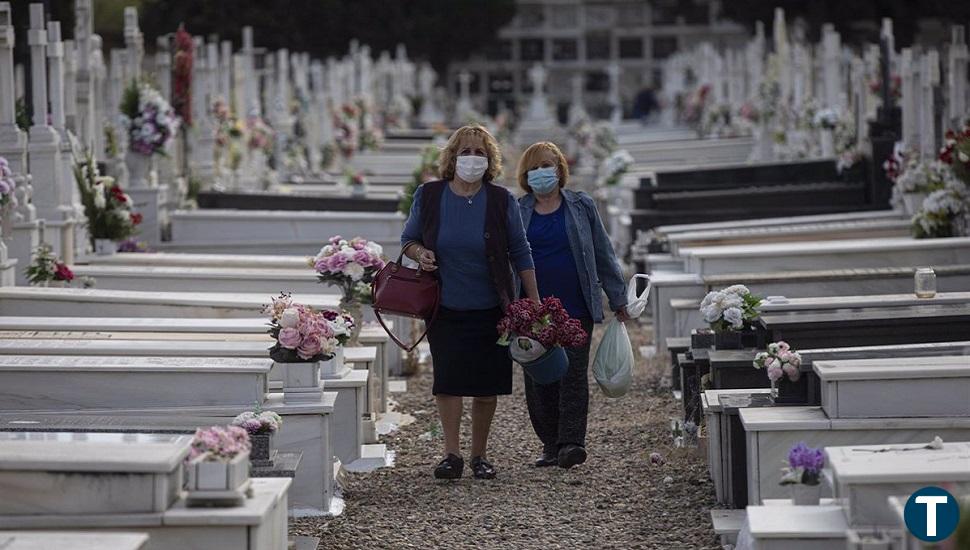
263, 293, 339, 363
753, 340, 803, 383
188, 425, 251, 461
497, 297, 588, 360
313, 236, 386, 299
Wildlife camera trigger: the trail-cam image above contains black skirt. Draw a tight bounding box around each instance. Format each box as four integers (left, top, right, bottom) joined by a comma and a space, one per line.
427, 306, 511, 396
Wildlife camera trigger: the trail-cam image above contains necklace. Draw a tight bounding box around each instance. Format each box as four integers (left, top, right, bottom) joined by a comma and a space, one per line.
452, 183, 481, 205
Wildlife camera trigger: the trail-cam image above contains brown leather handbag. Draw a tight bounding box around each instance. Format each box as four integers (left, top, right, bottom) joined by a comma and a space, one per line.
371, 248, 440, 351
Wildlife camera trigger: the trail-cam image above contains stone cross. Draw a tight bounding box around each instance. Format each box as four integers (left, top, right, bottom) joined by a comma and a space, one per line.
73, 0, 95, 150
851, 56, 868, 148
63, 39, 77, 133
745, 21, 765, 99
241, 27, 258, 117
773, 8, 792, 104
219, 40, 232, 103
918, 50, 940, 159
455, 70, 474, 121
0, 1, 26, 175
46, 22, 67, 135
821, 24, 841, 109
155, 36, 171, 100
567, 73, 586, 126
899, 48, 918, 148
947, 26, 968, 129
606, 62, 621, 125
123, 7, 142, 81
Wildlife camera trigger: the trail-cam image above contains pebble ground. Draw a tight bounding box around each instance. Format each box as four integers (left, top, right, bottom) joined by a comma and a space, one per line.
293, 321, 721, 549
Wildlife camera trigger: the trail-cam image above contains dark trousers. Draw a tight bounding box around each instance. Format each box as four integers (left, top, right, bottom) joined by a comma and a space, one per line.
524, 318, 595, 452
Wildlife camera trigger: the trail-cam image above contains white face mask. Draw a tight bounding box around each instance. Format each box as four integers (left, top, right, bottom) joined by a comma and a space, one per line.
455, 155, 488, 183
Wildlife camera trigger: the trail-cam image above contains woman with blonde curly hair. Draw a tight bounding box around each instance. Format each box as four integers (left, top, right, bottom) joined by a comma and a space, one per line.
515, 141, 629, 469
401, 125, 540, 480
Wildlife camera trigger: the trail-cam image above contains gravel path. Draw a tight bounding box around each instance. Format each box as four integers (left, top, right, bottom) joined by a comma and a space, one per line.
294, 321, 720, 549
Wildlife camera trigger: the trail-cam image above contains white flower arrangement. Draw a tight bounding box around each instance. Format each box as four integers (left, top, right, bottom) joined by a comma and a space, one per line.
599, 149, 634, 187
911, 178, 970, 238
754, 340, 803, 383
232, 409, 283, 435
699, 284, 762, 332
811, 108, 840, 130
895, 159, 957, 194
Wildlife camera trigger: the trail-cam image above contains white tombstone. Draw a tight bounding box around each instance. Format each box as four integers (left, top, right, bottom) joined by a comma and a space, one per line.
567, 73, 587, 127
47, 21, 87, 258
526, 63, 553, 123
417, 62, 442, 127
188, 38, 216, 185
745, 21, 766, 100
899, 48, 919, 148
73, 0, 95, 151
219, 40, 232, 103
26, 4, 75, 263
455, 70, 475, 123
89, 34, 106, 158
241, 27, 259, 117
773, 8, 792, 104
821, 24, 842, 110
918, 49, 940, 159
154, 35, 176, 188
122, 7, 141, 80
606, 62, 622, 126
947, 26, 968, 130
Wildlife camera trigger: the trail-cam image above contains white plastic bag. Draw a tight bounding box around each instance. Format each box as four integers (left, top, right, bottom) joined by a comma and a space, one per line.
592, 275, 650, 398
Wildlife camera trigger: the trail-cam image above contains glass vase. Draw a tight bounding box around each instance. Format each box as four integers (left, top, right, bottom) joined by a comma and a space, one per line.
340, 297, 363, 347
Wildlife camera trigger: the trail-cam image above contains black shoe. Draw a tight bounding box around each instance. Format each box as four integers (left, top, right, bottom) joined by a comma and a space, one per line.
558, 444, 587, 469
471, 456, 497, 479
433, 453, 464, 479
535, 449, 558, 468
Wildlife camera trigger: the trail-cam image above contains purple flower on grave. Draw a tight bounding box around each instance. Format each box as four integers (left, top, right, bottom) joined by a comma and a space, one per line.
787, 442, 824, 476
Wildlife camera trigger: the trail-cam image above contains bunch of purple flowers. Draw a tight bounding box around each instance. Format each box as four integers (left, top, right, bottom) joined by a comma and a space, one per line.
188, 425, 251, 462
781, 441, 825, 486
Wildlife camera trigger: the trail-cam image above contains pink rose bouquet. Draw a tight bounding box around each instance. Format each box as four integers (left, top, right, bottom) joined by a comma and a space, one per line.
263, 293, 339, 363
753, 340, 803, 383
313, 235, 386, 303
188, 425, 251, 461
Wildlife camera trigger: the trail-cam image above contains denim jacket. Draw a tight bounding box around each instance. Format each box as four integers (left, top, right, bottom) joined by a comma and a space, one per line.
517, 189, 628, 323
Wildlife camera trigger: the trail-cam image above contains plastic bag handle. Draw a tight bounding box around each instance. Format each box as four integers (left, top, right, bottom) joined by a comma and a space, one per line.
625, 274, 651, 319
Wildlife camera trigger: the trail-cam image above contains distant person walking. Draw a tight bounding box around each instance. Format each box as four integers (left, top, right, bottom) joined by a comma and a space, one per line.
400, 125, 540, 480
633, 87, 659, 124
515, 141, 629, 469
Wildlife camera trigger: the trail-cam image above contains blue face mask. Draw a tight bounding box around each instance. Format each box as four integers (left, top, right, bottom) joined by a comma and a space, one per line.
528, 167, 559, 195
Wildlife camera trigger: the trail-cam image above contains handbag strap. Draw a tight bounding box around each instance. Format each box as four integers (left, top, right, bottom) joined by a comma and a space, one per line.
373, 289, 440, 352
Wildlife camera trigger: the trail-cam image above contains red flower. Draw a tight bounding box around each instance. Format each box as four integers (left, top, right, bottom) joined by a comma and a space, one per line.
173, 25, 194, 126
130, 212, 143, 225
54, 262, 74, 282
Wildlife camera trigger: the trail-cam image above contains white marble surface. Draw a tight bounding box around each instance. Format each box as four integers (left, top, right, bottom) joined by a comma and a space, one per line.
654, 209, 902, 238
327, 369, 367, 464
0, 478, 291, 550
814, 355, 970, 380
0, 432, 191, 472
817, 356, 970, 418
0, 532, 149, 550
0, 355, 269, 411
746, 504, 848, 538
82, 252, 314, 269
69, 265, 332, 295
682, 237, 970, 275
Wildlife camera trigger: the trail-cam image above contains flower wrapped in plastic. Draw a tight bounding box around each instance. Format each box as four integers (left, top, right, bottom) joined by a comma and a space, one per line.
497, 297, 589, 364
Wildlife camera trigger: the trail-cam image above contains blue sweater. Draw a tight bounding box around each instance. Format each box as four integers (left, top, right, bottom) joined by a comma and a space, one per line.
401, 183, 534, 311
527, 203, 592, 320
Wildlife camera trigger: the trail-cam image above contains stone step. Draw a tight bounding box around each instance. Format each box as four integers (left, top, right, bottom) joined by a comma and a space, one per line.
815, 356, 970, 418
0, 288, 342, 320
739, 406, 970, 505
0, 477, 291, 550
0, 532, 150, 550
746, 504, 849, 550
647, 158, 839, 189
0, 355, 270, 411
80, 252, 313, 269
0, 431, 191, 516
709, 509, 745, 546
68, 265, 331, 295
826, 441, 970, 528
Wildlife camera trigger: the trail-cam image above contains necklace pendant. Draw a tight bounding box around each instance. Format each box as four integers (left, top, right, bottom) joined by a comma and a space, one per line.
467, 198, 473, 205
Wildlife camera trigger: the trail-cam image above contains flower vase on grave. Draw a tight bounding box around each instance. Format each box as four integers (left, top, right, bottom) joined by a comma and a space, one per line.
819, 129, 835, 157
320, 347, 347, 379
790, 482, 821, 506
249, 433, 275, 467
770, 375, 808, 405
94, 238, 117, 256
901, 192, 928, 216
340, 298, 364, 347
125, 151, 153, 189
186, 452, 250, 491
